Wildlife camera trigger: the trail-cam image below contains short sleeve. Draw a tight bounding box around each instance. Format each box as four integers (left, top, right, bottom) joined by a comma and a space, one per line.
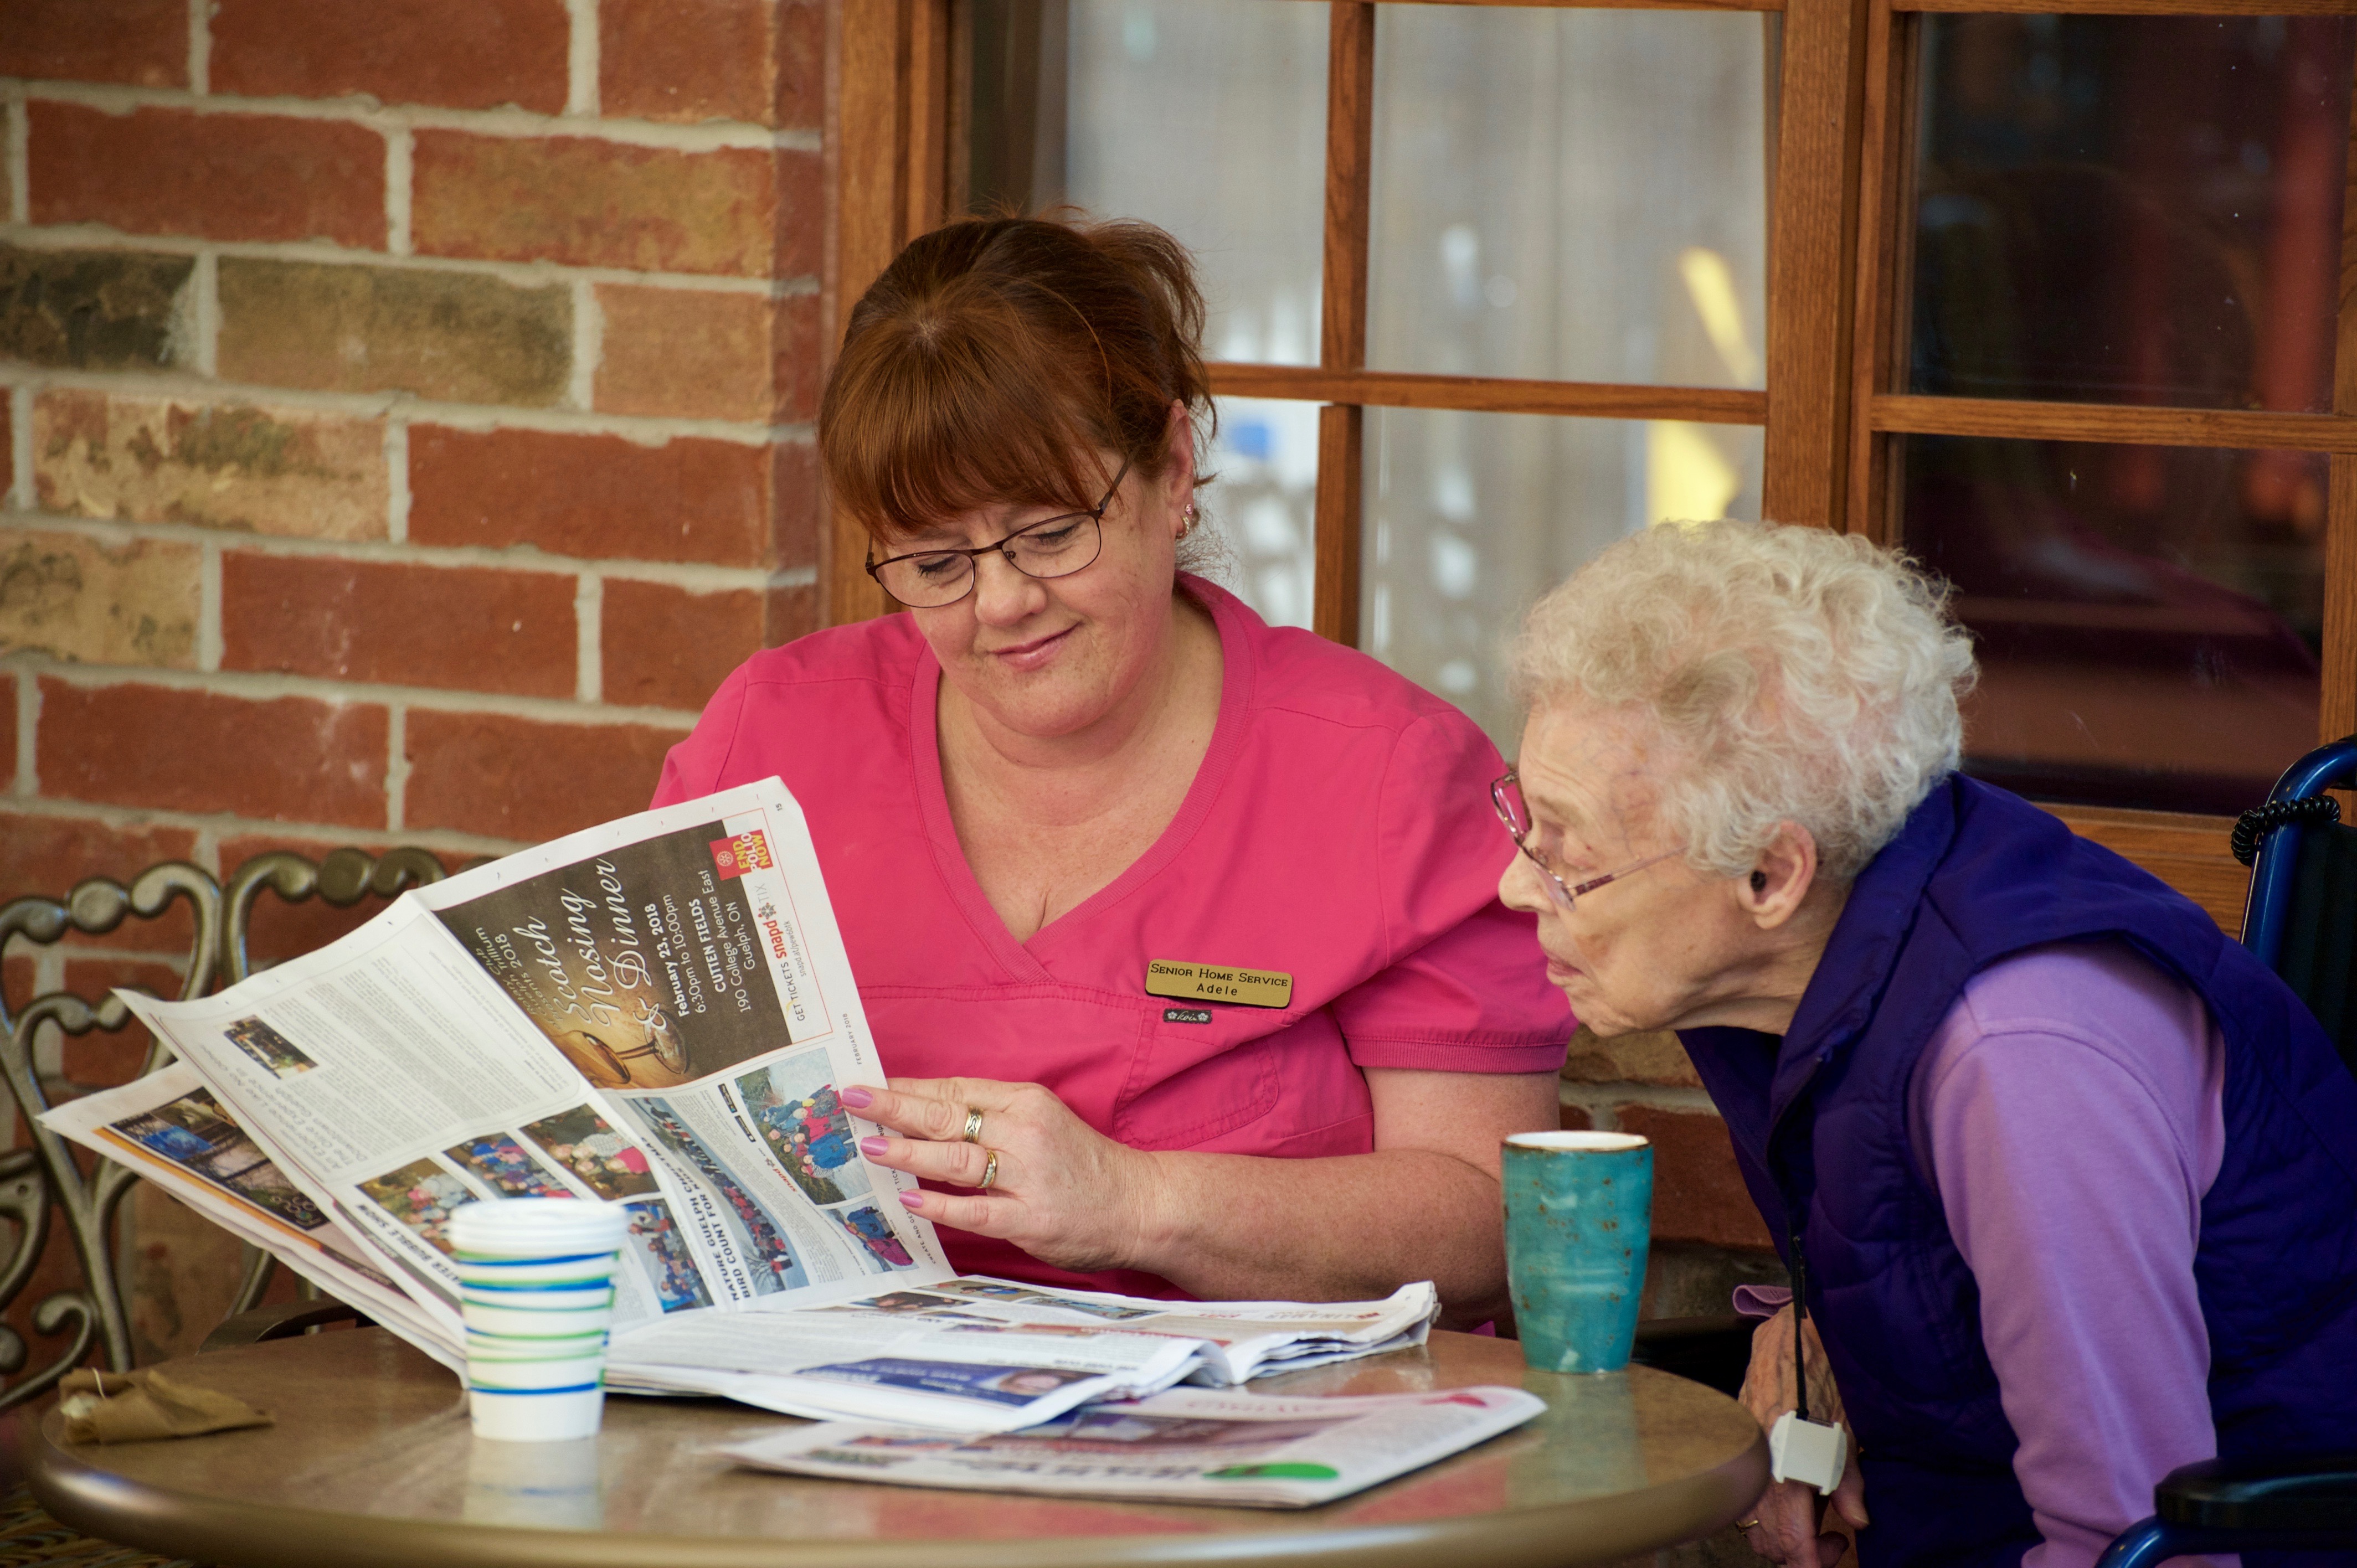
1330, 711, 1572, 1072
650, 663, 751, 808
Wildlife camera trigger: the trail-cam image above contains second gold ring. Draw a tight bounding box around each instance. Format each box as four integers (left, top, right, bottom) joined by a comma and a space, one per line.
978, 1150, 1000, 1189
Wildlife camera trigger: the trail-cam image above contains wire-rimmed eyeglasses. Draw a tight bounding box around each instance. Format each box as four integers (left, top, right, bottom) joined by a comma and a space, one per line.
864, 459, 1132, 609
1491, 768, 1682, 912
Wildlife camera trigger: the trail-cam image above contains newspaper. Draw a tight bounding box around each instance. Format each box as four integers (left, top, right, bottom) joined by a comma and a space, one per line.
718, 1385, 1546, 1506
606, 1278, 1437, 1429
36, 779, 1439, 1432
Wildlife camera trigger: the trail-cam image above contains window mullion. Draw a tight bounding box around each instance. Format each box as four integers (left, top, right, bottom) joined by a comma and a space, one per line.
1763, 0, 1874, 528
1315, 0, 1377, 646
2324, 36, 2357, 742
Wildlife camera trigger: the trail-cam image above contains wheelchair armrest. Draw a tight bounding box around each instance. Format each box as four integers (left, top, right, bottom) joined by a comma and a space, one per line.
1629, 1313, 1755, 1397
2156, 1453, 2357, 1531
200, 1298, 372, 1352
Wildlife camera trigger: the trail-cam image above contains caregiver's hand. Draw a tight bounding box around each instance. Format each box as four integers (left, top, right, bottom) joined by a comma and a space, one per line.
843, 1077, 1158, 1275
1738, 1303, 1867, 1567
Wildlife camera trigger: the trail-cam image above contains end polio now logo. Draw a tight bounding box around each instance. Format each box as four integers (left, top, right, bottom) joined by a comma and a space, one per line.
709, 831, 774, 880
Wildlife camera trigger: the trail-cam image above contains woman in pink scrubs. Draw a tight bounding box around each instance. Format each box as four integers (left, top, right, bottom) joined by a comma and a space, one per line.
651, 215, 1571, 1324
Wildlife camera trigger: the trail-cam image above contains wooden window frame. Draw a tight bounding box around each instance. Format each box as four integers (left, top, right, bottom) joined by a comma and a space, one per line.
824, 0, 2357, 924
1839, 0, 2357, 917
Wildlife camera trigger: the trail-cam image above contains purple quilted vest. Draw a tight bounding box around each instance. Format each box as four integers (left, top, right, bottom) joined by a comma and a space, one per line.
1681, 775, 2357, 1568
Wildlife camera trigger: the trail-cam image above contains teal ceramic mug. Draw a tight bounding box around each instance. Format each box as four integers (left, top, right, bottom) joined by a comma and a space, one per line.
1502, 1130, 1654, 1373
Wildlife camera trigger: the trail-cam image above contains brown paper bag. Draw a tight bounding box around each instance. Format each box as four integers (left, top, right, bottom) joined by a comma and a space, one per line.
58, 1367, 273, 1444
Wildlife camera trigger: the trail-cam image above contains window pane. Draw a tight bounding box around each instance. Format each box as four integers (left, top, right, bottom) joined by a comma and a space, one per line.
1910, 17, 2355, 411
1900, 434, 2323, 814
1367, 8, 1772, 388
976, 0, 1328, 366
1203, 396, 1320, 630
1363, 409, 1765, 750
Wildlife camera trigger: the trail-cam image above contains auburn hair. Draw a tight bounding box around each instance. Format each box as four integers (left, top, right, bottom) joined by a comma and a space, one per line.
819, 214, 1213, 543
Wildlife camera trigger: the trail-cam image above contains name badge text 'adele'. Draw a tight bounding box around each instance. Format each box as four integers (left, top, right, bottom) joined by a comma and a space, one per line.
1145, 960, 1293, 1009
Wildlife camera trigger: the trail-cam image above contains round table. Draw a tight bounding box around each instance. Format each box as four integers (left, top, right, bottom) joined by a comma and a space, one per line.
29, 1328, 1767, 1568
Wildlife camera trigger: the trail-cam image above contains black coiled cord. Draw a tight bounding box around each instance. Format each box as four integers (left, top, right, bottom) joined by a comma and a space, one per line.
2231, 796, 2341, 866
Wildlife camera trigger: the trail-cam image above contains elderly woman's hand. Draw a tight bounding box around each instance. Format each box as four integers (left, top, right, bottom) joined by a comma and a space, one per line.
1738, 1304, 1867, 1566
842, 1078, 1159, 1275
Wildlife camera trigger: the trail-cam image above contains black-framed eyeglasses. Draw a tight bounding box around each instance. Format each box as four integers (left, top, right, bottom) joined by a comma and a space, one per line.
1491, 768, 1682, 912
864, 459, 1132, 609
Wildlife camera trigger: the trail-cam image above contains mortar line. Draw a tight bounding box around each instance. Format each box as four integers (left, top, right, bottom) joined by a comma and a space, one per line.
186, 0, 211, 96
1, 511, 790, 589
575, 574, 603, 704
13, 668, 36, 796
384, 703, 408, 833
1559, 1082, 1725, 1117
1553, 1090, 1620, 1133
17, 655, 702, 728
33, 949, 64, 1003
189, 827, 220, 879
384, 422, 411, 544
0, 363, 804, 446
16, 80, 820, 153
3, 91, 28, 226
191, 251, 220, 377
28, 942, 209, 968
0, 224, 810, 297
196, 540, 223, 672
567, 0, 602, 118
384, 127, 414, 256
569, 277, 601, 411
0, 792, 531, 858
7, 385, 30, 510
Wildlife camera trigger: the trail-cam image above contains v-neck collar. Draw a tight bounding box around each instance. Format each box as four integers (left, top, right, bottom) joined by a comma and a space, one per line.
907, 576, 1255, 981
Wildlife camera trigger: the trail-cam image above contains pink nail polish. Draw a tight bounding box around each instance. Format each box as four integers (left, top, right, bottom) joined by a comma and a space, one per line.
859, 1136, 888, 1158
897, 1190, 923, 1210
841, 1086, 874, 1109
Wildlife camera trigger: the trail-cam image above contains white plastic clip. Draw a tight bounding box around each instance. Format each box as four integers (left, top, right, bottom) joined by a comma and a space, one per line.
1768, 1410, 1849, 1495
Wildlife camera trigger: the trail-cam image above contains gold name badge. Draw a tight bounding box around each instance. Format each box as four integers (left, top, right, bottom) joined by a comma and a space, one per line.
1145, 960, 1293, 1009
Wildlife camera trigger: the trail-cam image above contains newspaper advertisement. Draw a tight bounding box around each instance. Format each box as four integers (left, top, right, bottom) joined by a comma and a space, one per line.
38, 1062, 462, 1369
40, 778, 1443, 1432
718, 1385, 1545, 1505
96, 781, 948, 1343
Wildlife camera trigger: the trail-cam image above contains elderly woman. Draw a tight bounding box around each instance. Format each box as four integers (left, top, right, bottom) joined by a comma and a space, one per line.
652, 214, 1568, 1323
1497, 520, 2357, 1567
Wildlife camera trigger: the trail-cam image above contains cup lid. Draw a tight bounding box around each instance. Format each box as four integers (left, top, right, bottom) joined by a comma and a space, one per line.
449, 1199, 630, 1255
1505, 1131, 1649, 1152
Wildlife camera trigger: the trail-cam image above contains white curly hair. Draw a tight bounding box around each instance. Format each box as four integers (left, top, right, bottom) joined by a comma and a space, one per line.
1509, 520, 1978, 882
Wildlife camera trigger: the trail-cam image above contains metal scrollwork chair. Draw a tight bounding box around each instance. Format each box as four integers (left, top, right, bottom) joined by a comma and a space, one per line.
0, 845, 454, 1414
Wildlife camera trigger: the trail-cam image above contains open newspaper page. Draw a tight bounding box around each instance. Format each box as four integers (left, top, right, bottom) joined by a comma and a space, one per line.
38, 1062, 461, 1370
408, 781, 949, 1309
718, 1385, 1545, 1506
83, 778, 1444, 1430
606, 1277, 1438, 1432
106, 780, 949, 1360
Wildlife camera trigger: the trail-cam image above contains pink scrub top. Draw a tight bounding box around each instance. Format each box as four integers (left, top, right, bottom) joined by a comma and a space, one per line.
650, 576, 1572, 1296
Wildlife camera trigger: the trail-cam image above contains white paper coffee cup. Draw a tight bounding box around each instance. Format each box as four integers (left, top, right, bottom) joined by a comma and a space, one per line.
448, 1200, 630, 1443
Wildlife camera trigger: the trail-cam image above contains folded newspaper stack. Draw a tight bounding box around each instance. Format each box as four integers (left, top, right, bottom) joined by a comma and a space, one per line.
40, 780, 1439, 1435
721, 1385, 1548, 1507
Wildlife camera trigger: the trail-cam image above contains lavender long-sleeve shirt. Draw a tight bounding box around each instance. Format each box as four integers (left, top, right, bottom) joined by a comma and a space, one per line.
1737, 940, 2229, 1567
1907, 941, 2226, 1568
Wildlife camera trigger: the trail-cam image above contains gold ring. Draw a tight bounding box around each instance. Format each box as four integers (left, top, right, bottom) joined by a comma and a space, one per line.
978, 1150, 1000, 1189
1736, 1520, 1760, 1531
960, 1106, 985, 1144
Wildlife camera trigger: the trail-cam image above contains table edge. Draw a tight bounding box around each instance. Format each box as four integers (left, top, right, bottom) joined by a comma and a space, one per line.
29, 1409, 1769, 1568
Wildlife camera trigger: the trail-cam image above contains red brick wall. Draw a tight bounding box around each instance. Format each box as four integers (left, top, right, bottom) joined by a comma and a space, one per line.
1, 0, 823, 1360
2, 0, 819, 900
1558, 1028, 1784, 1314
